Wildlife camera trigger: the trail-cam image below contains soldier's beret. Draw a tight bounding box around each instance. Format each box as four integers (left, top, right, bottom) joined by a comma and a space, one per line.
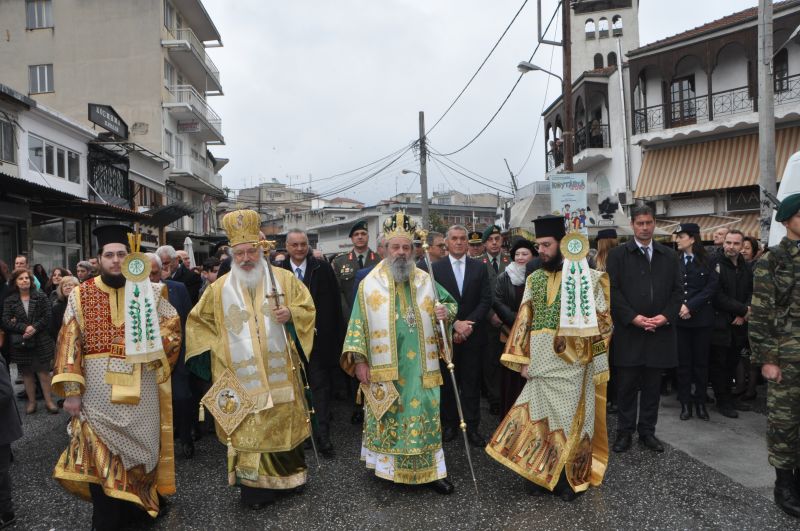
349, 220, 369, 237
468, 231, 483, 244
775, 192, 800, 222
673, 223, 700, 235
482, 225, 502, 242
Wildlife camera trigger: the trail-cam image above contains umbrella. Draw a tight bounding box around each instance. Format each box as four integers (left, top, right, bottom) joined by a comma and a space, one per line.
183, 236, 197, 269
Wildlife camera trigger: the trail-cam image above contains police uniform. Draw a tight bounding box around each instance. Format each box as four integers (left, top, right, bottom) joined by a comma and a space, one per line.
749, 192, 800, 518
479, 225, 510, 414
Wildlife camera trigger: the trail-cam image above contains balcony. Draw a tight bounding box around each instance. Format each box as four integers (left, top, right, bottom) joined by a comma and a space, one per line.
163, 85, 224, 144
632, 73, 800, 136
170, 154, 225, 198
162, 27, 222, 95
545, 124, 611, 172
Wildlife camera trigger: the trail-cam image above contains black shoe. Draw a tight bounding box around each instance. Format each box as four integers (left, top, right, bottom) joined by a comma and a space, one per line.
554, 473, 581, 502
15, 390, 25, 400
695, 403, 710, 421
639, 434, 665, 453
680, 403, 692, 421
350, 409, 364, 425
733, 400, 751, 412
292, 485, 306, 495
303, 439, 313, 450
775, 472, 800, 518
180, 441, 195, 459
191, 426, 204, 442
607, 402, 618, 414
318, 437, 335, 459
157, 495, 171, 519
612, 432, 632, 453
489, 403, 501, 416
428, 479, 454, 495
741, 391, 757, 401
442, 425, 457, 443
716, 404, 738, 419
527, 482, 550, 496
0, 512, 15, 529
467, 430, 486, 447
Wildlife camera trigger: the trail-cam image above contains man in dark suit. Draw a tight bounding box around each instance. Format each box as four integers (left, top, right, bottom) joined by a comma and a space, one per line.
283, 229, 343, 458
431, 225, 492, 446
147, 253, 195, 458
157, 245, 202, 305
606, 205, 683, 454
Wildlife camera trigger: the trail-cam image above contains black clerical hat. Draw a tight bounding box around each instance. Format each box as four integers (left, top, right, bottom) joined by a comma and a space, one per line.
533, 215, 566, 240
93, 225, 131, 250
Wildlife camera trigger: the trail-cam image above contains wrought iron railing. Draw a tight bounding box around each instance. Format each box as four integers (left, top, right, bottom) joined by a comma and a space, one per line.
168, 27, 221, 88
775, 72, 800, 105
165, 85, 223, 138
575, 124, 610, 154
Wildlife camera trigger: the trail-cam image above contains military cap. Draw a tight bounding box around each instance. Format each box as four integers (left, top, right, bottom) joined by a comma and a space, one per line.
775, 192, 800, 222
596, 228, 618, 240
93, 225, 132, 249
482, 225, 502, 243
468, 231, 483, 245
673, 223, 700, 235
533, 215, 566, 241
349, 220, 369, 237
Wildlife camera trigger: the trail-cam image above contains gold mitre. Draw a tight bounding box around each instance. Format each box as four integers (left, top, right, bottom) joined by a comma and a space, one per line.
222, 209, 261, 246
383, 210, 417, 241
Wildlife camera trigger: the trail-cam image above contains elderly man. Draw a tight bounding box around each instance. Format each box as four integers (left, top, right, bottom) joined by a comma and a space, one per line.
176, 250, 192, 270
186, 210, 315, 510
416, 231, 446, 268
342, 212, 457, 493
157, 245, 201, 304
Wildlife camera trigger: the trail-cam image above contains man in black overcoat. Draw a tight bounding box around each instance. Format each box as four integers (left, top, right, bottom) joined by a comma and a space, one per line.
431, 225, 492, 447
606, 205, 682, 454
283, 229, 344, 458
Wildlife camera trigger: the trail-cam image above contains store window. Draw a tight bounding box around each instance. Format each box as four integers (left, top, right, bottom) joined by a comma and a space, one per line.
31, 216, 82, 273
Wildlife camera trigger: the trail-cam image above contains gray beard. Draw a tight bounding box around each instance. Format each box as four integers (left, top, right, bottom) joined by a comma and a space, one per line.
389, 256, 412, 283
231, 258, 267, 289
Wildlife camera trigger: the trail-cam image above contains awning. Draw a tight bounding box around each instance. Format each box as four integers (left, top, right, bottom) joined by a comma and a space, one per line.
656, 212, 759, 240
635, 127, 800, 198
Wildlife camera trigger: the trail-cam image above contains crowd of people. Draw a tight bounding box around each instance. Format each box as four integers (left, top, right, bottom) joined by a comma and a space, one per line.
1, 194, 799, 529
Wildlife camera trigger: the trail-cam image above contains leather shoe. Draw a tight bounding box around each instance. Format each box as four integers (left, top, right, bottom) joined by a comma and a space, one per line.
695, 403, 710, 421
350, 409, 364, 425
774, 482, 800, 518
716, 405, 738, 419
466, 430, 486, 447
428, 478, 454, 495
318, 437, 335, 459
442, 425, 457, 442
639, 434, 665, 453
679, 403, 692, 421
612, 432, 632, 453
733, 400, 751, 412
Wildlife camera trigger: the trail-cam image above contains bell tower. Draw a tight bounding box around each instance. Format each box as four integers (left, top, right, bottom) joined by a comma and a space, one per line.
570, 0, 640, 80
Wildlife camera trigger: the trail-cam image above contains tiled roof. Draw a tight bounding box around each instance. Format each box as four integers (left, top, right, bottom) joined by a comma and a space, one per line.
629, 0, 800, 56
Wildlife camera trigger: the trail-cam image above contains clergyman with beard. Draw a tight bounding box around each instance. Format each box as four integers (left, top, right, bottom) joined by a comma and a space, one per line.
185, 209, 316, 510
485, 215, 613, 502
341, 211, 458, 494
51, 225, 182, 530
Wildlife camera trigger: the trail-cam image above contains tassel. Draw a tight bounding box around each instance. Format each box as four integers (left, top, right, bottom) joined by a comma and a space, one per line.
356, 385, 363, 405
226, 437, 236, 470
198, 404, 205, 422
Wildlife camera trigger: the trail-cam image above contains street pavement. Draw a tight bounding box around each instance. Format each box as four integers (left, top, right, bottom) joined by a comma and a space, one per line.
7, 371, 797, 530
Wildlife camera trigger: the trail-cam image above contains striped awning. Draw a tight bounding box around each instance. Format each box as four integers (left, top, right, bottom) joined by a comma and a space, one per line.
656, 212, 760, 241
635, 127, 800, 198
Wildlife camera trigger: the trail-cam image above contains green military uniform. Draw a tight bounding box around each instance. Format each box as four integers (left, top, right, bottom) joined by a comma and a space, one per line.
332, 248, 379, 320
480, 225, 511, 414
749, 192, 800, 518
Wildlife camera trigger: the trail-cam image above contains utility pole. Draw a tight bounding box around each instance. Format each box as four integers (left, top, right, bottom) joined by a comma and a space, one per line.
562, 0, 574, 172
503, 158, 519, 196
758, 0, 776, 243
418, 111, 429, 229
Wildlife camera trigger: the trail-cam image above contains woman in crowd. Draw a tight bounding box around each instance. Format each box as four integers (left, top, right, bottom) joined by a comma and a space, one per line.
734, 235, 762, 401
45, 267, 70, 301
492, 237, 536, 416
674, 224, 719, 421
1, 269, 57, 414
50, 276, 79, 340
741, 236, 762, 268
32, 264, 48, 291
593, 229, 619, 412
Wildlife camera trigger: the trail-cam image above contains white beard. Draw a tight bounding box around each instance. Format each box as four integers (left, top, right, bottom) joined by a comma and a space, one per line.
231, 257, 267, 289
388, 255, 412, 283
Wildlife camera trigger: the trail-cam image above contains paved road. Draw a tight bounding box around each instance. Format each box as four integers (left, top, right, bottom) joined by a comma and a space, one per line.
7, 375, 795, 530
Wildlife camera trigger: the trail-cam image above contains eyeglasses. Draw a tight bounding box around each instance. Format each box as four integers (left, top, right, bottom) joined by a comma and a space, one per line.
436, 244, 447, 249
232, 247, 261, 259
101, 251, 128, 260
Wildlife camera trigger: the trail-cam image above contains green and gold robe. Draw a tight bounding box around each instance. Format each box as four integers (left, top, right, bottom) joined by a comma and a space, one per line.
341, 261, 456, 485
185, 266, 315, 491
486, 268, 612, 492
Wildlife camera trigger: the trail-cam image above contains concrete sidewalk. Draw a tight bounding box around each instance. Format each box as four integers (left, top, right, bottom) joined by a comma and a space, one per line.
656, 397, 773, 500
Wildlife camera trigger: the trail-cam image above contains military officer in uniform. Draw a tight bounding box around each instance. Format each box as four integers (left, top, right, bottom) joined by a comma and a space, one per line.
480, 225, 510, 415
749, 193, 800, 518
468, 230, 485, 258
332, 219, 379, 424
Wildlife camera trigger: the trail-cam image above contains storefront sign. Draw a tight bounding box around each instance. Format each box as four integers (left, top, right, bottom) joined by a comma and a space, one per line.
88, 104, 128, 139
726, 186, 760, 212
550, 173, 592, 235
178, 120, 201, 133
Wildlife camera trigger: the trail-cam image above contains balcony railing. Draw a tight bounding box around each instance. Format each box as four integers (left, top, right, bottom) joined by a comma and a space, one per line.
633, 73, 800, 134
168, 27, 221, 88
545, 124, 610, 172
165, 85, 223, 138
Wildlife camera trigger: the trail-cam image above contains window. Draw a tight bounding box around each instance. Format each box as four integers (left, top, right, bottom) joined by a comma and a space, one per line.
26, 0, 53, 29
27, 134, 80, 181
585, 19, 596, 40
164, 0, 175, 31
28, 64, 54, 93
607, 52, 617, 67
594, 53, 604, 70
774, 48, 789, 93
164, 59, 174, 87
598, 17, 609, 38
612, 15, 623, 36
0, 120, 15, 163
164, 129, 173, 157
670, 76, 697, 125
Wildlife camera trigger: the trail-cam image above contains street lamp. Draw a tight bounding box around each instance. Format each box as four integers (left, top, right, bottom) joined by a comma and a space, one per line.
517, 61, 563, 83
401, 169, 420, 176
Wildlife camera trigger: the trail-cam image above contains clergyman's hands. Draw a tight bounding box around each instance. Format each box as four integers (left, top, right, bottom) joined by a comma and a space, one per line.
273, 306, 291, 324
64, 397, 81, 417
355, 362, 371, 384
521, 365, 532, 380
434, 303, 448, 322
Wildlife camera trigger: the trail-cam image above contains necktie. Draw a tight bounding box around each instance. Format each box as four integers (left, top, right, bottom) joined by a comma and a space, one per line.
492, 257, 498, 273
685, 255, 693, 266
358, 254, 364, 269
455, 260, 464, 295
641, 246, 651, 262
295, 267, 303, 281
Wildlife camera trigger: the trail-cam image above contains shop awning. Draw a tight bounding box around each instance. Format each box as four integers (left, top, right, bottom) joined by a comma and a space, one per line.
635, 127, 800, 198
656, 212, 759, 240
143, 202, 198, 227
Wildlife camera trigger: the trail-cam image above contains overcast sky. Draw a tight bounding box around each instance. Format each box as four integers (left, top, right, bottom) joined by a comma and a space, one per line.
202, 0, 759, 204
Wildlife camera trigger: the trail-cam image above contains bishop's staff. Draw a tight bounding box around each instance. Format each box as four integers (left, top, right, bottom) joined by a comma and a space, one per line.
418, 230, 479, 495
260, 240, 321, 469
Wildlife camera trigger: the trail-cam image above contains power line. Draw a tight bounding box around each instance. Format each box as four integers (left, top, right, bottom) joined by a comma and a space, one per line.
426, 0, 531, 135
435, 4, 560, 157
429, 154, 512, 195
427, 143, 510, 188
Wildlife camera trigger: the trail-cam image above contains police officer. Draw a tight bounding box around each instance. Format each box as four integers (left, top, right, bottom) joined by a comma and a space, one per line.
674, 223, 719, 422
332, 219, 379, 424
480, 225, 509, 415
467, 230, 485, 258
749, 192, 800, 518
